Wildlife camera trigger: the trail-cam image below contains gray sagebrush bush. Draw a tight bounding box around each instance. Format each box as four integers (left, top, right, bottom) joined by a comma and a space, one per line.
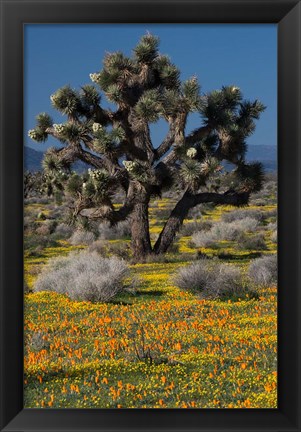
98, 220, 131, 240
34, 251, 130, 302
271, 230, 277, 243
191, 218, 258, 247
174, 259, 250, 299
237, 233, 267, 251
54, 223, 73, 239
248, 254, 277, 287
35, 223, 52, 237
266, 222, 277, 231
191, 230, 218, 248
222, 209, 263, 223
69, 229, 96, 245
180, 220, 212, 236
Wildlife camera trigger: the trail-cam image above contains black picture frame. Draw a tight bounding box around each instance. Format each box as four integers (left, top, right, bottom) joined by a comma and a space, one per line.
0, 1, 300, 431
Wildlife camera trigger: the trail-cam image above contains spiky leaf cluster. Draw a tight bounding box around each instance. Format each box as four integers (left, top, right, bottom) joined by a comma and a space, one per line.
42, 149, 65, 173
182, 77, 202, 111
161, 89, 181, 117
180, 160, 204, 191
36, 113, 53, 130
92, 124, 124, 154
134, 34, 160, 64
90, 51, 135, 102
66, 173, 82, 196
80, 168, 112, 203
135, 89, 162, 122
28, 128, 48, 143
50, 86, 81, 115
53, 122, 84, 143
80, 85, 100, 107
105, 84, 124, 104
123, 160, 150, 182
235, 162, 264, 193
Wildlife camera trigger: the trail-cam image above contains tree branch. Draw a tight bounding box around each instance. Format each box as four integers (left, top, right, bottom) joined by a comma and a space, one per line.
185, 125, 211, 146
191, 190, 249, 207
157, 124, 211, 167
78, 182, 138, 224
154, 123, 176, 161
153, 189, 249, 254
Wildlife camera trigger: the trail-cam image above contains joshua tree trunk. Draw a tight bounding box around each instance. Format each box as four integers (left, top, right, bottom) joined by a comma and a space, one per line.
131, 201, 152, 260
153, 194, 191, 255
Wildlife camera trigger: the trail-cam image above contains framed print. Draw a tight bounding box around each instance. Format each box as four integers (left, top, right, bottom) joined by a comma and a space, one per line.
0, 0, 300, 431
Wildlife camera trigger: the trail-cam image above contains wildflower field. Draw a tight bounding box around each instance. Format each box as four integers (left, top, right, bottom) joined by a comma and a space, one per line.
24, 183, 277, 408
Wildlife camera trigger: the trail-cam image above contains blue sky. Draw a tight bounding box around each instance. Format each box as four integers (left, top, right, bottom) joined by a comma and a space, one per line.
24, 24, 277, 151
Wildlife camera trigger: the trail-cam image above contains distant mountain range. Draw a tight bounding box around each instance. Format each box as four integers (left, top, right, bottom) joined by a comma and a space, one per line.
24, 147, 90, 173
24, 145, 277, 173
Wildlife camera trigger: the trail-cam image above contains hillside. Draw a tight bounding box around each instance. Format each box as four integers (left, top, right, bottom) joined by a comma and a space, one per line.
24, 146, 90, 173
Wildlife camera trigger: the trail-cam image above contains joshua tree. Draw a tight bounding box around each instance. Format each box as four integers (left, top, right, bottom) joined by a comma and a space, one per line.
28, 33, 265, 260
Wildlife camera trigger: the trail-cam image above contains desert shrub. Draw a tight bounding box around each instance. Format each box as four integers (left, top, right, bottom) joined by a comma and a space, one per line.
211, 219, 256, 240
34, 251, 130, 302
271, 230, 277, 243
248, 254, 277, 287
264, 209, 277, 219
250, 180, 277, 205
143, 253, 171, 264
250, 199, 266, 206
25, 197, 50, 205
69, 229, 96, 245
24, 234, 58, 251
191, 230, 218, 248
180, 220, 212, 236
191, 218, 258, 247
54, 223, 74, 239
155, 207, 173, 219
174, 259, 251, 299
35, 220, 57, 236
24, 216, 36, 231
266, 222, 277, 231
107, 242, 131, 259
35, 224, 51, 236
222, 209, 263, 223
237, 233, 267, 250
234, 217, 259, 231
187, 207, 202, 219
98, 220, 131, 240
88, 240, 131, 259
88, 239, 107, 255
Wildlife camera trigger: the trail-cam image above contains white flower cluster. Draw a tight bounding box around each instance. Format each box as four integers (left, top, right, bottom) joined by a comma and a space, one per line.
88, 168, 104, 182
92, 122, 103, 133
28, 129, 39, 140
90, 73, 100, 83
186, 147, 197, 159
230, 86, 240, 93
122, 160, 137, 172
53, 124, 65, 134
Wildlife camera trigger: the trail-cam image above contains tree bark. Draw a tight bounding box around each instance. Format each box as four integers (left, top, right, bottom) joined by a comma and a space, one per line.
153, 193, 192, 255
130, 200, 152, 260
